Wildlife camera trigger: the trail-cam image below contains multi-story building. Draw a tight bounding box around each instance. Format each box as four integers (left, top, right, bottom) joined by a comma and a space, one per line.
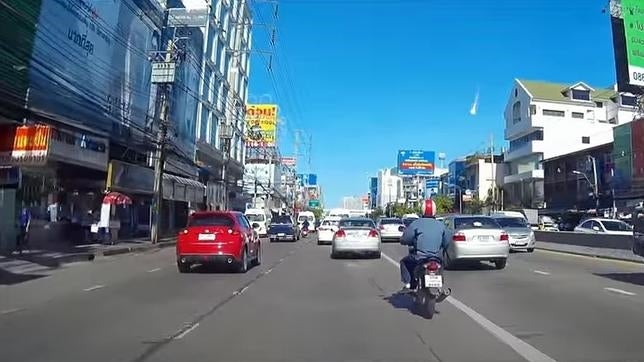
503, 79, 637, 208
377, 168, 403, 209
460, 154, 505, 203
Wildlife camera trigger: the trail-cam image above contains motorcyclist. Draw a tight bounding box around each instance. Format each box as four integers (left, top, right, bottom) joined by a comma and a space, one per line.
399, 199, 449, 292
302, 218, 310, 232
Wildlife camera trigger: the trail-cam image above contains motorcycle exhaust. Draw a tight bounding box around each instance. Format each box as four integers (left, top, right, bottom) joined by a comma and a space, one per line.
226, 258, 233, 264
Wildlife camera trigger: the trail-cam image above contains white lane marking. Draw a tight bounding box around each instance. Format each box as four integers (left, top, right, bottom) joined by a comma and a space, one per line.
264, 268, 273, 275
174, 323, 200, 340
83, 285, 105, 292
533, 270, 550, 276
604, 287, 637, 296
1, 308, 22, 315
381, 252, 556, 362
239, 286, 249, 294
147, 267, 162, 273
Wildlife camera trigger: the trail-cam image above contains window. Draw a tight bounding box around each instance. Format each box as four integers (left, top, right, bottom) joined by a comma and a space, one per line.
515, 89, 518, 97
454, 217, 501, 229
595, 101, 603, 108
494, 218, 528, 228
530, 104, 537, 115
509, 130, 544, 151
379, 218, 402, 225
339, 219, 376, 228
572, 112, 584, 119
272, 215, 294, 224
189, 214, 235, 227
621, 95, 638, 107
601, 220, 632, 232
512, 101, 521, 124
543, 109, 565, 117
582, 136, 590, 144
246, 214, 266, 222
571, 89, 591, 101
238, 215, 252, 229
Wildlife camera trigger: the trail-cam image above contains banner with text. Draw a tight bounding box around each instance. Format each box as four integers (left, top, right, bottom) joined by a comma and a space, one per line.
397, 150, 435, 176
246, 104, 278, 147
622, 0, 644, 86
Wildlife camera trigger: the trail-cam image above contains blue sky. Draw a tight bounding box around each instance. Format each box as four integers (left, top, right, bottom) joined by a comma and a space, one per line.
249, 0, 617, 208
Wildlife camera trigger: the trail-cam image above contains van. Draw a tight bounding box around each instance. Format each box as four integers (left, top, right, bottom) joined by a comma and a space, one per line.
297, 211, 316, 231
244, 208, 270, 237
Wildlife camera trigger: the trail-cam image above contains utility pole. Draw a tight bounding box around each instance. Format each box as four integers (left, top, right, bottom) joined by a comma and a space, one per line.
490, 133, 496, 212
149, 38, 179, 244
589, 155, 600, 213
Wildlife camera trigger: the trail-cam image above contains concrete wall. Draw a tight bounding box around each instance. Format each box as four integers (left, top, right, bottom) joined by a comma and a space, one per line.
535, 231, 632, 251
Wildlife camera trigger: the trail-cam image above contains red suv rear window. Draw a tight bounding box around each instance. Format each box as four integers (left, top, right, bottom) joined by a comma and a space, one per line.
189, 214, 235, 227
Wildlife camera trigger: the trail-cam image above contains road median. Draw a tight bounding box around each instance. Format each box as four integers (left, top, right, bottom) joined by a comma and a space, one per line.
534, 231, 644, 264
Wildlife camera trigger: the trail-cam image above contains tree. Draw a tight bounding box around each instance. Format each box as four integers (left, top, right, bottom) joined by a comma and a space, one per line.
371, 207, 384, 220
464, 197, 485, 214
309, 207, 324, 221
432, 195, 454, 215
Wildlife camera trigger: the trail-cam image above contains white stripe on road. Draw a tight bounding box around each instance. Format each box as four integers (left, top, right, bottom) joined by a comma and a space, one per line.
83, 285, 105, 292
147, 267, 162, 273
1, 308, 22, 315
174, 323, 200, 339
604, 287, 637, 296
381, 252, 556, 362
533, 270, 550, 275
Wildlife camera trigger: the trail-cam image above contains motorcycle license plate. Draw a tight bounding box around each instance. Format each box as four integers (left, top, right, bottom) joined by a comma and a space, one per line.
425, 274, 443, 288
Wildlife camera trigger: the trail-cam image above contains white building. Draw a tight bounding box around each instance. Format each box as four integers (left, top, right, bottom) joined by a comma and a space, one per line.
503, 79, 637, 208
377, 168, 403, 209
460, 156, 505, 202
342, 196, 364, 210
173, 0, 252, 209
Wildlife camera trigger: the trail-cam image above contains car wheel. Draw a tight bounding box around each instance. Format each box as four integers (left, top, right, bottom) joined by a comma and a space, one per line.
238, 249, 248, 273
177, 261, 190, 273
494, 258, 507, 270
527, 248, 535, 253
442, 250, 452, 270
252, 245, 262, 266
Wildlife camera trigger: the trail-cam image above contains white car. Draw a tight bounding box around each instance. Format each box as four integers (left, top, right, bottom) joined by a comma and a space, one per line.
317, 218, 340, 245
574, 218, 633, 236
331, 217, 381, 259
377, 217, 405, 242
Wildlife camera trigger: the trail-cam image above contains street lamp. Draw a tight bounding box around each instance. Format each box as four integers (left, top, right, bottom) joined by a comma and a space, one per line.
572, 169, 599, 212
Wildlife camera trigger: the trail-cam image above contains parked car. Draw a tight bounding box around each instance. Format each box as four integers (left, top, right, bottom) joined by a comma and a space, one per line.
492, 216, 536, 252
538, 215, 559, 231
442, 215, 510, 270
176, 211, 261, 273
317, 217, 341, 245
267, 215, 300, 242
376, 217, 405, 242
331, 217, 381, 259
633, 211, 644, 257
574, 218, 633, 236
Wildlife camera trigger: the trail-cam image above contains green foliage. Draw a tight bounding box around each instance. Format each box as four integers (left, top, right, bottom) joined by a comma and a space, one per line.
371, 207, 384, 220
432, 195, 454, 215
464, 197, 485, 215
308, 207, 324, 220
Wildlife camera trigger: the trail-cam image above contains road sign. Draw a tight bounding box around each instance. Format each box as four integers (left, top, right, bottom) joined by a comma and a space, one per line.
308, 200, 320, 208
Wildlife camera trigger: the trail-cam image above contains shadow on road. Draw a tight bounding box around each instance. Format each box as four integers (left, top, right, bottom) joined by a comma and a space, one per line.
0, 268, 48, 286
383, 292, 441, 319
594, 272, 644, 287
446, 260, 497, 272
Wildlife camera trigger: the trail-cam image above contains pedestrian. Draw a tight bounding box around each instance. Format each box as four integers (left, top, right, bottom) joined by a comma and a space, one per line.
16, 203, 32, 254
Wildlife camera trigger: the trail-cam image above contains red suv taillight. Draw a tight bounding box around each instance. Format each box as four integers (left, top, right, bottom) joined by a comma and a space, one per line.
500, 232, 509, 241
335, 229, 346, 238
453, 232, 466, 242
368, 229, 379, 238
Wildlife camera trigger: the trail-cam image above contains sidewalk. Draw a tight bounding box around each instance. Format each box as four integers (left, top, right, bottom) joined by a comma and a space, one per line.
0, 237, 176, 285
536, 241, 644, 264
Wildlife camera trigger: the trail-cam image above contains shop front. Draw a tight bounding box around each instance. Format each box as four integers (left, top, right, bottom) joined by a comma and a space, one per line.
0, 124, 109, 250
106, 160, 206, 238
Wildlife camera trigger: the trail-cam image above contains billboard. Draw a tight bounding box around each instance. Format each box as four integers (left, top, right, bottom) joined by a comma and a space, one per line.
369, 177, 378, 209
397, 150, 435, 176
246, 104, 278, 147
622, 0, 644, 87
26, 0, 163, 137
611, 1, 644, 93
426, 177, 440, 196
307, 174, 317, 186
281, 156, 297, 167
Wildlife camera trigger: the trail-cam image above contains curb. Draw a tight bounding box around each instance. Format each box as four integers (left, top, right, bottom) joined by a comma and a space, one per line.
536, 246, 644, 264
97, 238, 176, 258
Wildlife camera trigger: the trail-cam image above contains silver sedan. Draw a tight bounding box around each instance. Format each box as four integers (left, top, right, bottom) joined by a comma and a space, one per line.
331, 217, 381, 259
376, 217, 405, 242
442, 215, 510, 269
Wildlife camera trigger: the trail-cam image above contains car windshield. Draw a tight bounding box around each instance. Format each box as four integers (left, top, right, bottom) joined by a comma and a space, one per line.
455, 217, 501, 229
380, 218, 402, 225
246, 214, 265, 222
495, 217, 528, 228
339, 219, 375, 228
602, 220, 632, 232
298, 215, 311, 222
271, 216, 293, 224
323, 220, 338, 226
188, 214, 235, 227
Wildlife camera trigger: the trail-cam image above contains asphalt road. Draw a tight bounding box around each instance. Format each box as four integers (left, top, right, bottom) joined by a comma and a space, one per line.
2, 236, 644, 362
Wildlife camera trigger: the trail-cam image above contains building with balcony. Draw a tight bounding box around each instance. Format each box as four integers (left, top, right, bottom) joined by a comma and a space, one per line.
503, 79, 637, 208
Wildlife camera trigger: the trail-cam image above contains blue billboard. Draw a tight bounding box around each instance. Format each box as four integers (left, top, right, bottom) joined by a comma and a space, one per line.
426, 177, 440, 197
397, 150, 435, 176
27, 0, 164, 137
307, 174, 317, 186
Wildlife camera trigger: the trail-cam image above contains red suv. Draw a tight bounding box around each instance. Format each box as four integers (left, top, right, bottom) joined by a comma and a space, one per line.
176, 211, 262, 273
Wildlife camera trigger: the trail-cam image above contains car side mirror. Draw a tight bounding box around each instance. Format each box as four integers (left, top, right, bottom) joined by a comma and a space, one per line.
592, 226, 601, 232
252, 223, 260, 229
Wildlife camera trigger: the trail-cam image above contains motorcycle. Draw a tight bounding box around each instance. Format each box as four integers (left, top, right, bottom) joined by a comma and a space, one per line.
301, 225, 309, 238
411, 257, 451, 319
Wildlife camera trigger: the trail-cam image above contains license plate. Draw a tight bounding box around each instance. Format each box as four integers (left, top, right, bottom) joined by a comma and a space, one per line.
425, 274, 443, 288
278, 233, 285, 237
478, 235, 492, 242
198, 233, 216, 241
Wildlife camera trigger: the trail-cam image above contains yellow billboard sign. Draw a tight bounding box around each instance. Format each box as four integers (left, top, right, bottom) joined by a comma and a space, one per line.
246, 104, 277, 147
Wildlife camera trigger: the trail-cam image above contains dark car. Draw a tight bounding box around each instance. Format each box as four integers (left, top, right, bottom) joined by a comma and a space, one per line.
633, 210, 644, 258
268, 215, 300, 242
176, 211, 262, 273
